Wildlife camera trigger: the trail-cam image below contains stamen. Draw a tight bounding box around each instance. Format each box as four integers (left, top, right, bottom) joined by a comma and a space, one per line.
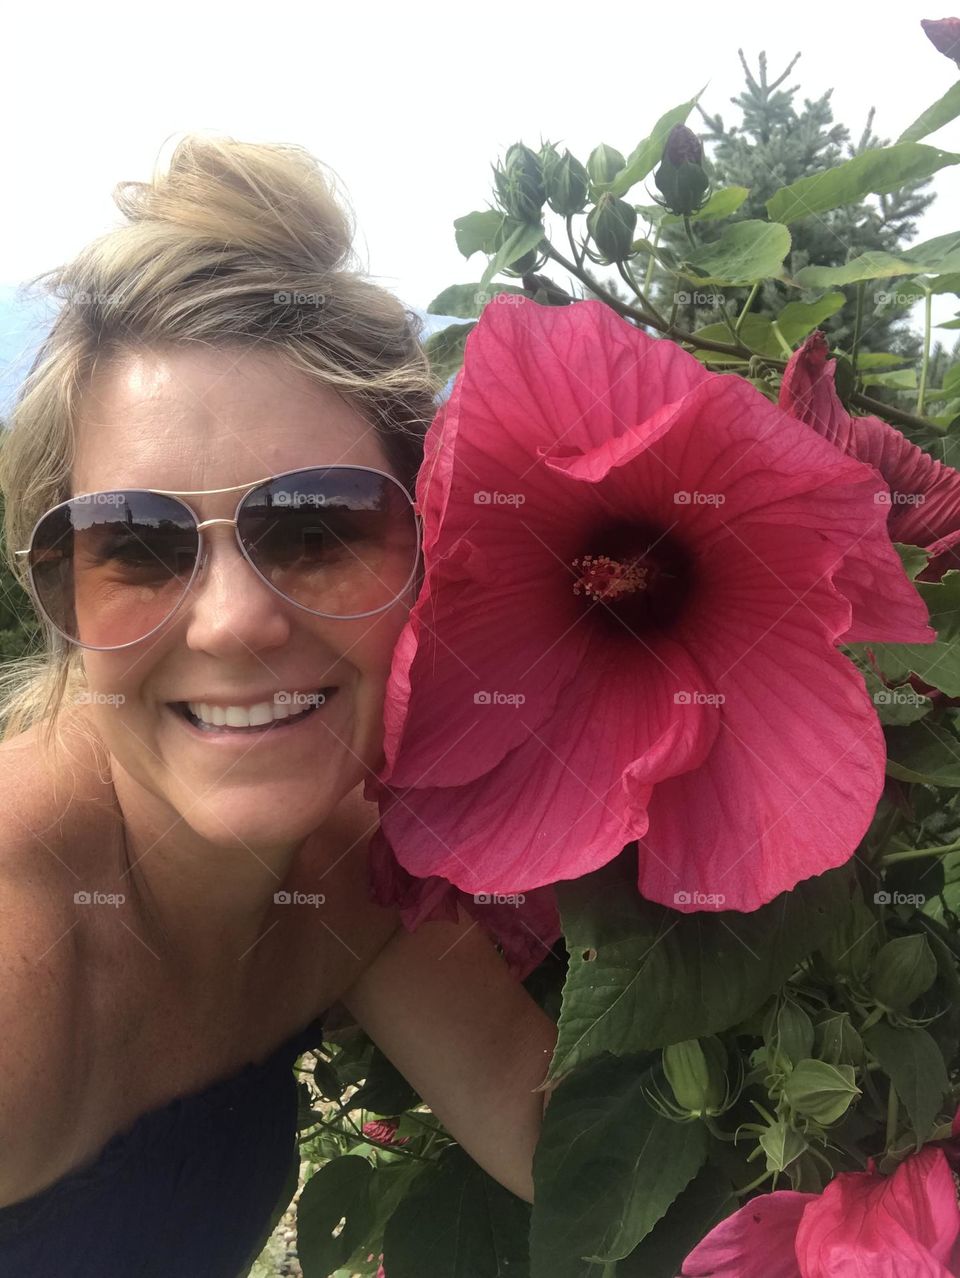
571, 553, 649, 601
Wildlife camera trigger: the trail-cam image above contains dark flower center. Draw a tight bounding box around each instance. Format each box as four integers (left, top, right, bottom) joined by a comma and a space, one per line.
570, 520, 696, 634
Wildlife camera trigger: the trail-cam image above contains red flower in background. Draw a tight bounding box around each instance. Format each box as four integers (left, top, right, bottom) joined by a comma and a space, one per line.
779, 331, 960, 583
923, 17, 960, 65
367, 298, 934, 918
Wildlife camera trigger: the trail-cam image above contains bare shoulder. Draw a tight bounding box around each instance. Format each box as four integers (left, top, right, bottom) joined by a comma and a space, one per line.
0, 723, 101, 1205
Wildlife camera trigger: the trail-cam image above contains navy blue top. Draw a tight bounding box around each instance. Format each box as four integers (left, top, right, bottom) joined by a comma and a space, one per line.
0, 1012, 327, 1278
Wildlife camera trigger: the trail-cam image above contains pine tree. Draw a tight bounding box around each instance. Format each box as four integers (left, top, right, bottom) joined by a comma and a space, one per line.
651, 50, 936, 358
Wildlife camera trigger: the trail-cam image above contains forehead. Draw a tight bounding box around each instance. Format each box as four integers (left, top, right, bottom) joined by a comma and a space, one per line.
72, 345, 389, 494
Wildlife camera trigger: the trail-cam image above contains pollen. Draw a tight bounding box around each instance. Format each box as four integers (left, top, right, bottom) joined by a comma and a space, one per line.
571, 553, 649, 601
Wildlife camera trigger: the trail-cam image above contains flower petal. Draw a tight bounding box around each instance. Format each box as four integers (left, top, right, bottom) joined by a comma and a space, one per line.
681, 1190, 813, 1277
795, 1148, 960, 1277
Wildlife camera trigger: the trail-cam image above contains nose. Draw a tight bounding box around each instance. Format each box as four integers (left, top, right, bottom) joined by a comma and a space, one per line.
180, 521, 292, 657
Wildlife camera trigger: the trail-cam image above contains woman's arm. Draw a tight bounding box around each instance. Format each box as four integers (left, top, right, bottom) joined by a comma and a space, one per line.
338, 901, 558, 1204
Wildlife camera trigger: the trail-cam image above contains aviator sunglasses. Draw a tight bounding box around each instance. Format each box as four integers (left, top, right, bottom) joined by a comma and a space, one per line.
16, 465, 422, 651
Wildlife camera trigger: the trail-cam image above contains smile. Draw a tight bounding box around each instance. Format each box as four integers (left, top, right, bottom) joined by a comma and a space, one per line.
169, 687, 338, 735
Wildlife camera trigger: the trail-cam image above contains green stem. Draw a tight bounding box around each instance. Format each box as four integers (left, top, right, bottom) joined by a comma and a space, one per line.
881, 837, 960, 866
616, 258, 666, 327
643, 225, 661, 292
917, 289, 932, 416
851, 281, 864, 375
683, 214, 696, 248
735, 281, 761, 336
885, 1081, 899, 1152
565, 215, 584, 271
733, 1168, 773, 1197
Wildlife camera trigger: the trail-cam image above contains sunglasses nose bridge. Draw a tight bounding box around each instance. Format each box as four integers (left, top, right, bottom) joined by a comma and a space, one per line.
192, 516, 241, 583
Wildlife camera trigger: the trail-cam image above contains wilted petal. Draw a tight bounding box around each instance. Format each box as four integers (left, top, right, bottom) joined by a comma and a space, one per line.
681, 1190, 813, 1276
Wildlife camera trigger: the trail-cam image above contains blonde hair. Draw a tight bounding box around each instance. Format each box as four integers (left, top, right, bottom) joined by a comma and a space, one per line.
0, 133, 441, 760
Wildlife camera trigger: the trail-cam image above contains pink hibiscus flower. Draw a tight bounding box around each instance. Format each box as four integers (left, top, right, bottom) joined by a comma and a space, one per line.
681, 1110, 960, 1276
368, 298, 934, 915
779, 331, 960, 584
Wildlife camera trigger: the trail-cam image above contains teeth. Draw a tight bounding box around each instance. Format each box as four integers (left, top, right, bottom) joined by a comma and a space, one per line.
186, 691, 326, 729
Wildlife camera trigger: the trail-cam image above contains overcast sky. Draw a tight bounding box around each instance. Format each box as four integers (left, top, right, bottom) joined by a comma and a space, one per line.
3, 1, 958, 328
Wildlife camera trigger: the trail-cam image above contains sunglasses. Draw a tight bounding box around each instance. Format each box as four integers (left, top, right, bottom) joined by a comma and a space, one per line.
15, 465, 421, 651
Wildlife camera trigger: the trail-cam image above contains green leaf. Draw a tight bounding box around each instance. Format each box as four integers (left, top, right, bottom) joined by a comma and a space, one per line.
862, 1021, 951, 1145
680, 220, 791, 285
424, 321, 474, 384
614, 1164, 737, 1278
382, 1145, 530, 1278
775, 292, 846, 346
454, 210, 506, 259
530, 1054, 708, 1275
868, 571, 960, 697
427, 283, 526, 318
659, 186, 750, 224
795, 231, 960, 288
604, 92, 705, 198
886, 720, 960, 788
345, 1044, 421, 1116
691, 315, 781, 359
899, 80, 960, 144
342, 1159, 429, 1273
298, 1156, 377, 1277
766, 143, 960, 223
859, 368, 918, 390
479, 219, 547, 291
550, 852, 852, 1078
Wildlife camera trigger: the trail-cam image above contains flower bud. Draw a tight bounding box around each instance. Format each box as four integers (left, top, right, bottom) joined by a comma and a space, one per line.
653, 124, 709, 218
921, 18, 960, 67
759, 1120, 807, 1173
586, 193, 637, 263
493, 144, 546, 224
543, 147, 590, 217
662, 1036, 727, 1114
814, 1011, 864, 1067
586, 143, 625, 187
763, 998, 815, 1068
781, 1059, 861, 1125
362, 1118, 409, 1147
868, 934, 937, 1011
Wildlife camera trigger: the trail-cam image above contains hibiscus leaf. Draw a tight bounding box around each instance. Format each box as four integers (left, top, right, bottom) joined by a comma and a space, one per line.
658, 185, 750, 224
679, 219, 791, 284
766, 143, 960, 223
382, 1144, 530, 1278
551, 851, 852, 1076
297, 1155, 377, 1276
602, 92, 705, 198
885, 719, 960, 788
427, 283, 526, 318
530, 1053, 708, 1276
863, 572, 960, 698
479, 219, 546, 291
899, 80, 960, 144
454, 210, 506, 259
775, 292, 846, 347
424, 321, 475, 384
795, 231, 960, 288
861, 1021, 951, 1146
613, 1163, 738, 1278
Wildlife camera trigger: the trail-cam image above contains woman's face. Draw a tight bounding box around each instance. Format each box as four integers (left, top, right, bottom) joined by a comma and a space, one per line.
70, 344, 415, 851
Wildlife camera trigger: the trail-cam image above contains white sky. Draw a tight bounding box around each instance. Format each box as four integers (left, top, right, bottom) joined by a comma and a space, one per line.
3, 0, 958, 330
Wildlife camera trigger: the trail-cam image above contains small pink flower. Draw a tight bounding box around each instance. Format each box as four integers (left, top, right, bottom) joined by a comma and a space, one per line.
370, 299, 933, 915
361, 1118, 409, 1147
922, 17, 960, 64
682, 1111, 960, 1276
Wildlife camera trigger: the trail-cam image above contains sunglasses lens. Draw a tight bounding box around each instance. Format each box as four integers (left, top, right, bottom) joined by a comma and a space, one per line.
237, 468, 419, 617
28, 491, 199, 648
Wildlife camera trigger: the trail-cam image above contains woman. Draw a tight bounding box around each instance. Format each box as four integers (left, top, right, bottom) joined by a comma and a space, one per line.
0, 135, 558, 1276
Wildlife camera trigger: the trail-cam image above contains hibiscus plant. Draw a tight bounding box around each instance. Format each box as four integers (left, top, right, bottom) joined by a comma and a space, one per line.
290, 21, 960, 1278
